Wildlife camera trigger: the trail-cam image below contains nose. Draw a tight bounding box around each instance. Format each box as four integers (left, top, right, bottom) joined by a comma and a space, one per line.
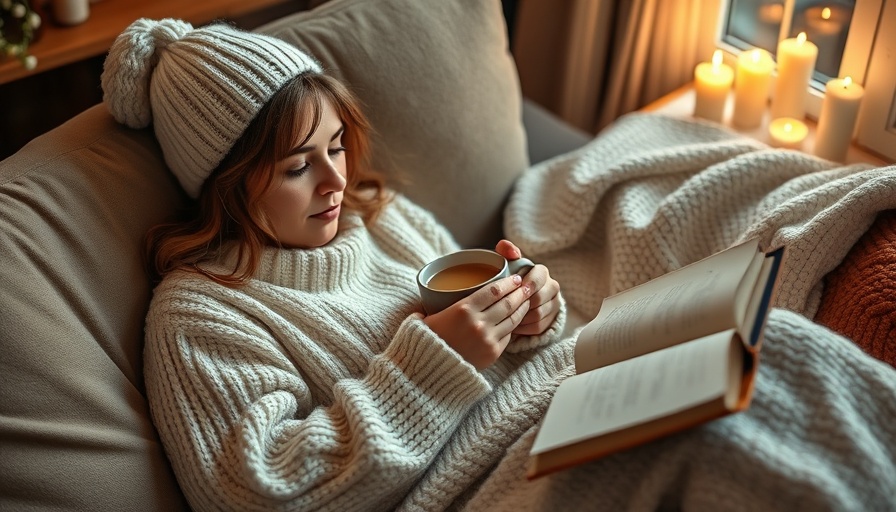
317, 159, 347, 195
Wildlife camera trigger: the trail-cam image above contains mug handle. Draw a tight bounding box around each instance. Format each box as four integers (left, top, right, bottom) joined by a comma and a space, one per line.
508, 257, 535, 276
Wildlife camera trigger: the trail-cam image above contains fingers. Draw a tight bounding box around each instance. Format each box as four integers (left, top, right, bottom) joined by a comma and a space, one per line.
425, 257, 563, 369
519, 265, 550, 304
434, 274, 531, 370
467, 274, 533, 335
514, 265, 562, 335
486, 282, 532, 327
466, 274, 524, 312
495, 299, 531, 344
495, 239, 522, 260
514, 294, 560, 335
477, 265, 553, 329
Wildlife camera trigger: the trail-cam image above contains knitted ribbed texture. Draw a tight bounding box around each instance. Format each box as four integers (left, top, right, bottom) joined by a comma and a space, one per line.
816, 209, 896, 366
144, 195, 568, 511
505, 112, 896, 321
101, 19, 321, 198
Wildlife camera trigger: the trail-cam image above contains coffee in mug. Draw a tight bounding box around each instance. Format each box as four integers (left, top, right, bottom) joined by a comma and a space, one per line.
426, 263, 501, 291
417, 249, 535, 314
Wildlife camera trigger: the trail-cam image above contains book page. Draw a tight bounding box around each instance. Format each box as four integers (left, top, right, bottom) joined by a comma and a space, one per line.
575, 239, 760, 373
531, 330, 738, 456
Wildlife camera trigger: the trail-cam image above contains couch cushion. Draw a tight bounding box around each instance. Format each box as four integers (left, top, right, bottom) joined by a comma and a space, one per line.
259, 0, 529, 249
0, 104, 190, 511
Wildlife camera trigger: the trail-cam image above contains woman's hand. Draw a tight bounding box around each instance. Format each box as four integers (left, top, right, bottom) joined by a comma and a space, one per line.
495, 239, 562, 336
423, 274, 533, 370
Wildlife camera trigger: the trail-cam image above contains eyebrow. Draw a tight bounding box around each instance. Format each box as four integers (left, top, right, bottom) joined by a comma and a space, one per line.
286, 126, 345, 157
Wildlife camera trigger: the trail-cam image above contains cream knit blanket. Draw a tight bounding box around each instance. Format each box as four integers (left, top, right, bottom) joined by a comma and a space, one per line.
505, 113, 896, 321
449, 113, 896, 511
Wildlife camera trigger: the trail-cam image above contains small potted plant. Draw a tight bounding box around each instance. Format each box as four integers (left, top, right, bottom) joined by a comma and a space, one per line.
1, 0, 42, 70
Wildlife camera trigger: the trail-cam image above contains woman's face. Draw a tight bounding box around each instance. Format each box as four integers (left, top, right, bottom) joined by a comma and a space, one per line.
261, 98, 348, 248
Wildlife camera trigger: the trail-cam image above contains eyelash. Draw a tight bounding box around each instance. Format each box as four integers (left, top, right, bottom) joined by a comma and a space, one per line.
286, 147, 347, 178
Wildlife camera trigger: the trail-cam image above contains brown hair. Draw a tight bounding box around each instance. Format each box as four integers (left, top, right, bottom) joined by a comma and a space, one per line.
146, 73, 391, 286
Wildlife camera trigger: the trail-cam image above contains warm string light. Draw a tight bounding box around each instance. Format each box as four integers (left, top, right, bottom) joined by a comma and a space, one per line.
821, 7, 832, 20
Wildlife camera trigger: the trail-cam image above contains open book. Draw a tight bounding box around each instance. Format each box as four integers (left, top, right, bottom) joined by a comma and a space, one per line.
527, 238, 785, 479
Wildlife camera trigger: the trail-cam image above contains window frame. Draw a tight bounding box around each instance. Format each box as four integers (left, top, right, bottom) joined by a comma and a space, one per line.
854, 0, 895, 160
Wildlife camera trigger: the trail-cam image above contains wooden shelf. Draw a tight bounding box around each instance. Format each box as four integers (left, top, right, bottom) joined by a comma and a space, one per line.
642, 83, 889, 167
0, 0, 306, 84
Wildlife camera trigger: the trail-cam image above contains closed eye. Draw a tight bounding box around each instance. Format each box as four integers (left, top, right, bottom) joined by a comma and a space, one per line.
286, 163, 311, 178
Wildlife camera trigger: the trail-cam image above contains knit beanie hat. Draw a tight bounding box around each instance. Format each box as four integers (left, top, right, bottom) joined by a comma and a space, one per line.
101, 18, 322, 198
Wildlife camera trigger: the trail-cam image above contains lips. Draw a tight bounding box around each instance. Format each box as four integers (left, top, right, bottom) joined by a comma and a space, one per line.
310, 204, 340, 220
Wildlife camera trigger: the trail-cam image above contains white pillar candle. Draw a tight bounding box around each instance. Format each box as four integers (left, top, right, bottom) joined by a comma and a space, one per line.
768, 117, 808, 149
814, 76, 864, 162
694, 50, 734, 123
732, 49, 774, 129
770, 32, 818, 120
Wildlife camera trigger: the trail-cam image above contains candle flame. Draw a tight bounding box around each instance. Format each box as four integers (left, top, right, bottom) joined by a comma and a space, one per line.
751, 49, 761, 63
712, 50, 723, 68
822, 7, 831, 20
784, 122, 793, 134
797, 32, 807, 44
843, 76, 853, 88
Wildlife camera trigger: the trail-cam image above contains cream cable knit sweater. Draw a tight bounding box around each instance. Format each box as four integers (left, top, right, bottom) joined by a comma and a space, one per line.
144, 195, 570, 511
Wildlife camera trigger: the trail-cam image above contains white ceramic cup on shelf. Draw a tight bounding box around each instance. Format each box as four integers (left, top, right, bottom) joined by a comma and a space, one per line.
52, 0, 89, 26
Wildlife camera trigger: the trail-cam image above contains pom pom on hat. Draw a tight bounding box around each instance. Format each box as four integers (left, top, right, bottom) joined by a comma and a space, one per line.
101, 19, 322, 198
101, 18, 192, 129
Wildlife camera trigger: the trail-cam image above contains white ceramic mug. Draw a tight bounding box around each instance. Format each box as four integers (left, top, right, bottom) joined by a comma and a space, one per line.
52, 0, 89, 25
417, 249, 535, 314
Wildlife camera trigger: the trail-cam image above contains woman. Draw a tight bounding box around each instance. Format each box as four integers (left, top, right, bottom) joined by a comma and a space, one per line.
102, 18, 565, 511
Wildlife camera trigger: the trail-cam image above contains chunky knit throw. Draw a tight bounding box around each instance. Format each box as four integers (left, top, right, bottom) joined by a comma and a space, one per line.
145, 113, 896, 511
816, 209, 896, 366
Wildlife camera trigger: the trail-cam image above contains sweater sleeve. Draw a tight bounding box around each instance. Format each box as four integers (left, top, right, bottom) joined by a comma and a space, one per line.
144, 282, 491, 512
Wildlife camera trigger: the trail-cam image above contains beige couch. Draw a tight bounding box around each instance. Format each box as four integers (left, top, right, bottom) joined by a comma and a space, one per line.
0, 0, 589, 509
